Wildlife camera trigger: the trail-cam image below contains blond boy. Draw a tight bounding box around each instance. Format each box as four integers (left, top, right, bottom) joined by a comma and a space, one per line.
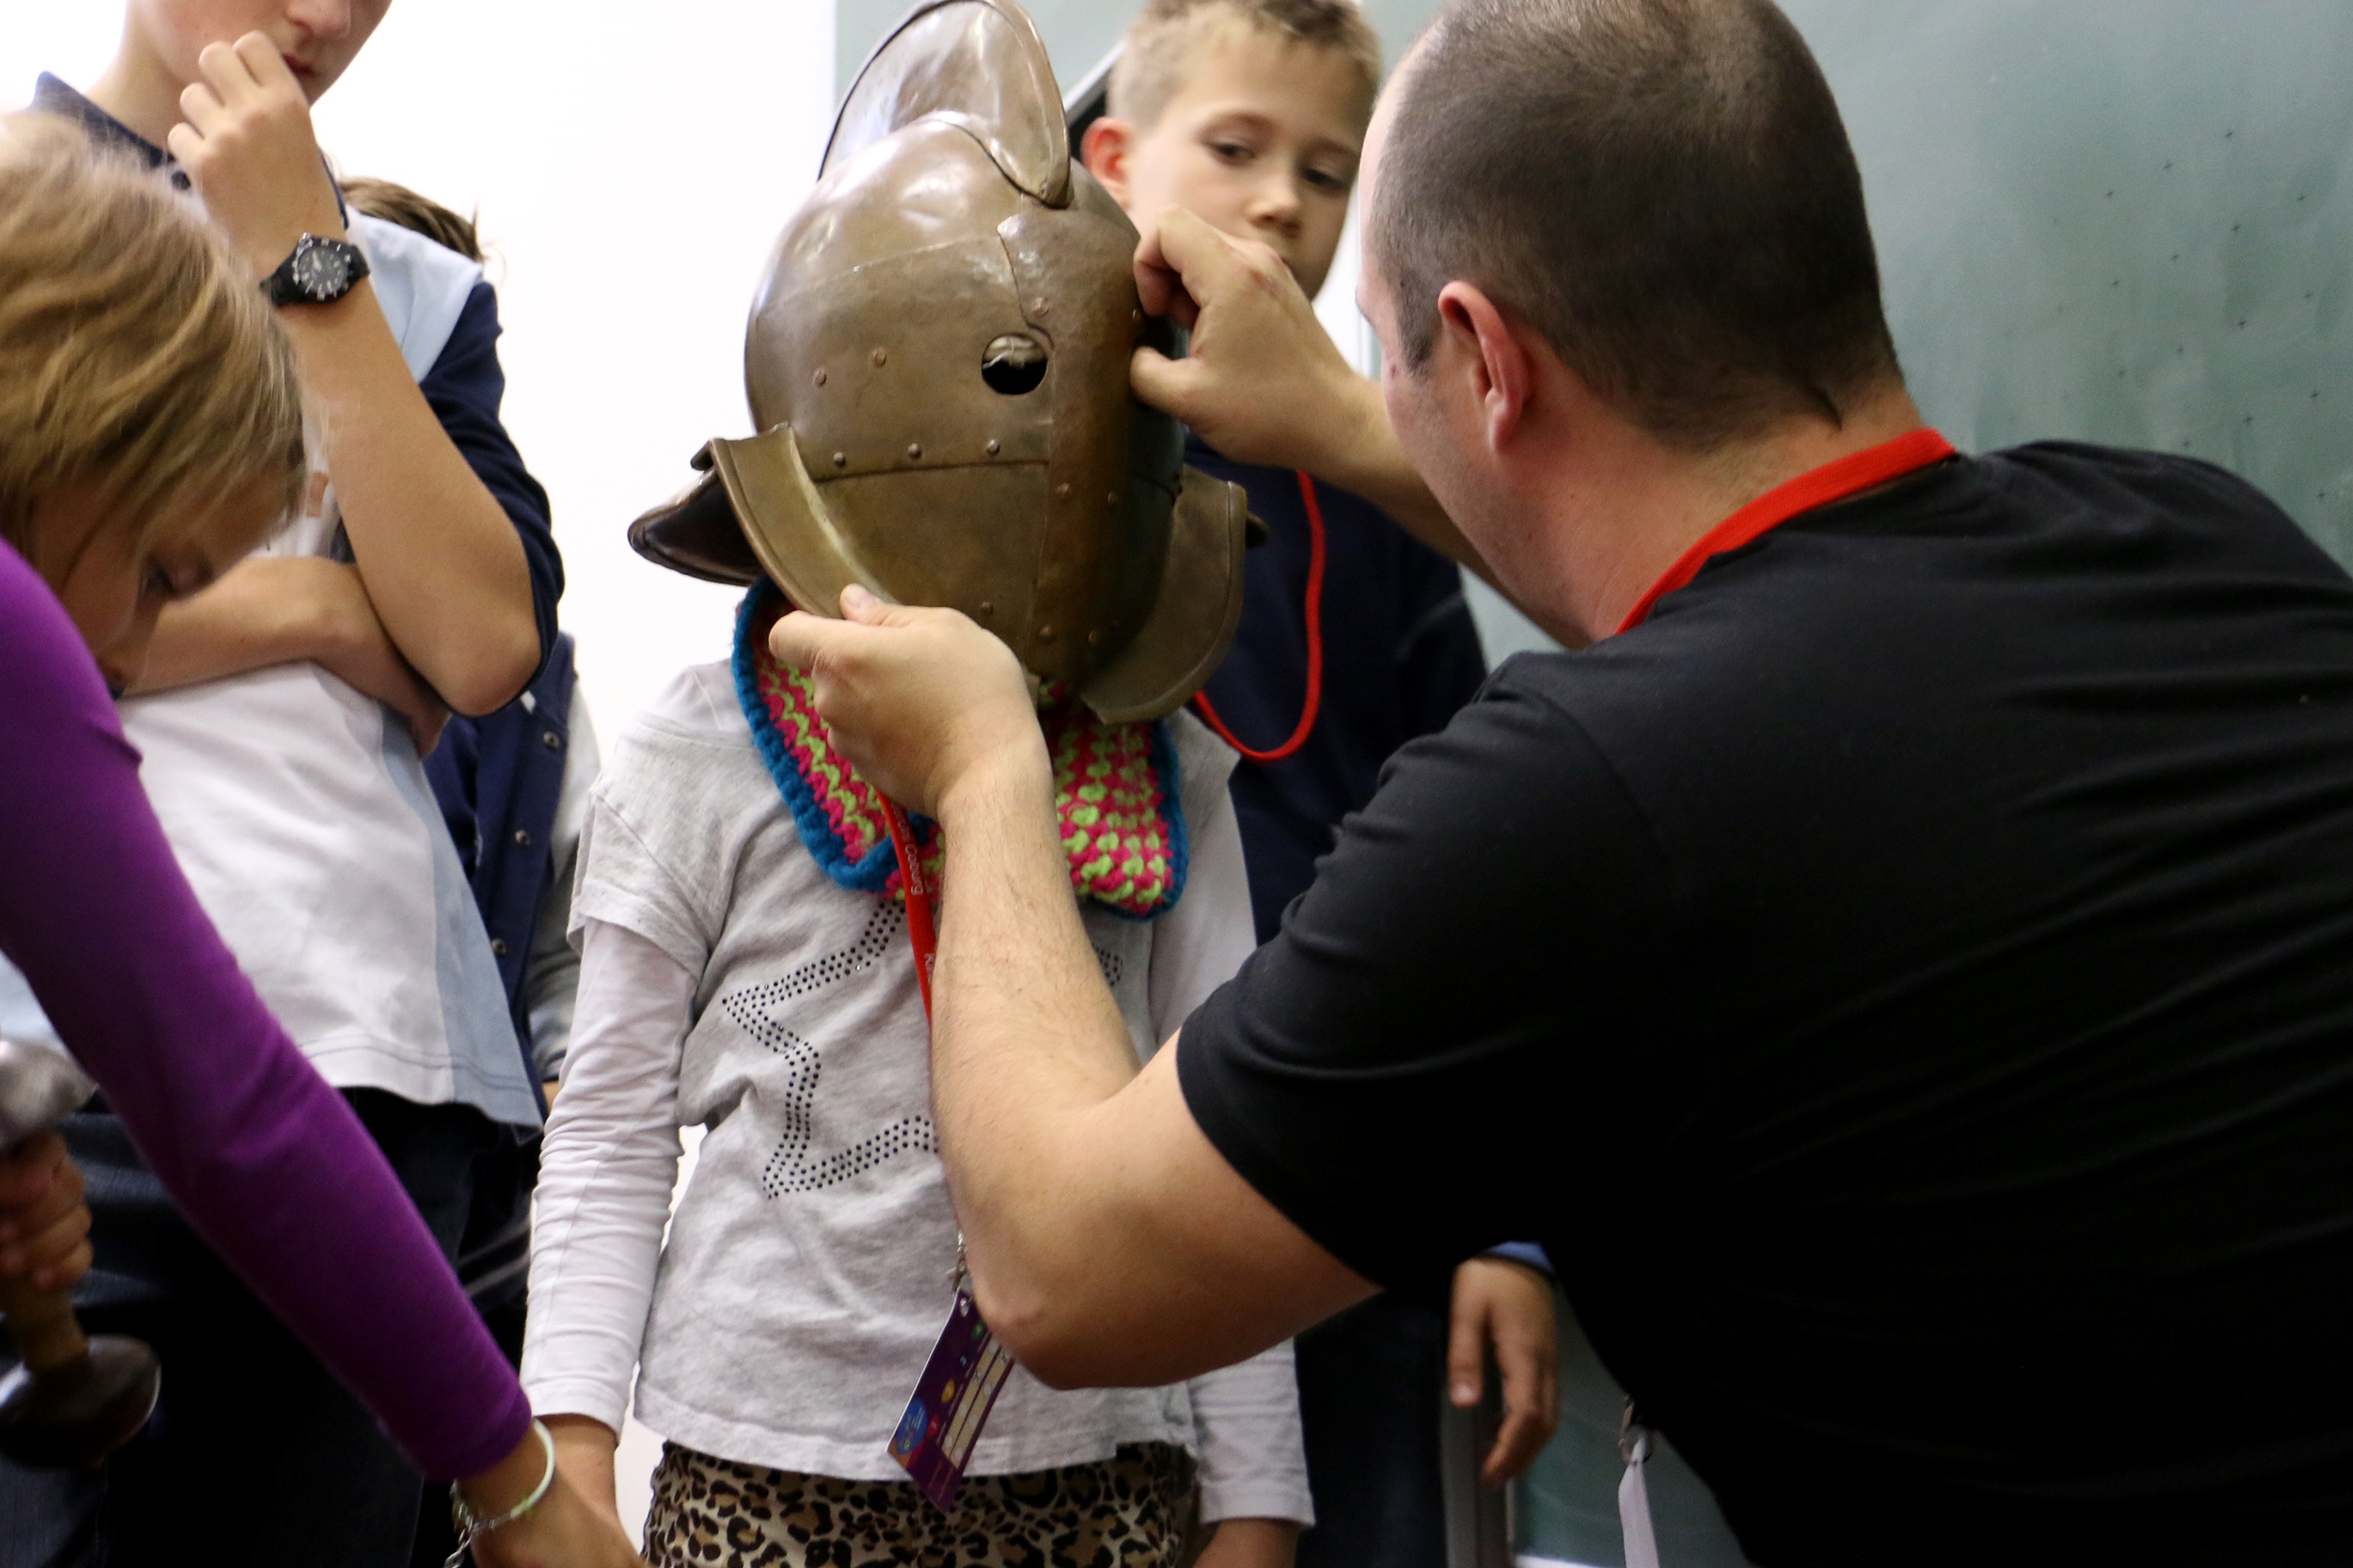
1083, 7, 1560, 1566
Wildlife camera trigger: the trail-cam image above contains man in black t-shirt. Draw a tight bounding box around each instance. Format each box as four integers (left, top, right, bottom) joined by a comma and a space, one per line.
770, 2, 2353, 1564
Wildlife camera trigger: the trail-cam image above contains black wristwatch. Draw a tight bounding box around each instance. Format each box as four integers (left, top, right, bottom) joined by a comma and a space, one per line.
263, 233, 370, 308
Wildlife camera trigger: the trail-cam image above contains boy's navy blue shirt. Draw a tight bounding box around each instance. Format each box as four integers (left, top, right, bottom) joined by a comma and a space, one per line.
1186, 432, 1489, 943
414, 290, 563, 679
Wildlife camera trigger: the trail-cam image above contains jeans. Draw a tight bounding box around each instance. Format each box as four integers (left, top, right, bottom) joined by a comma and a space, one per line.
0, 1090, 495, 1568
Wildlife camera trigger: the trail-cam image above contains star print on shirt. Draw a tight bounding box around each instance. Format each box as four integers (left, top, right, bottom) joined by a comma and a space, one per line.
720, 901, 938, 1196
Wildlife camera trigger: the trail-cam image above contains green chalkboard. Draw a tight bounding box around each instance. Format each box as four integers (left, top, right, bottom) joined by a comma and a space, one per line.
1793, 0, 2353, 563
1457, 0, 2353, 668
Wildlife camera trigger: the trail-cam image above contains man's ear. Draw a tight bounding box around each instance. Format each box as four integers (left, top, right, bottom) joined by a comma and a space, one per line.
1080, 118, 1136, 205
1434, 281, 1532, 453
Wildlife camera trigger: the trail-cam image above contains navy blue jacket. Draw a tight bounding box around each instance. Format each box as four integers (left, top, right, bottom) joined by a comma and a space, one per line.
1188, 434, 1490, 943
426, 638, 577, 1085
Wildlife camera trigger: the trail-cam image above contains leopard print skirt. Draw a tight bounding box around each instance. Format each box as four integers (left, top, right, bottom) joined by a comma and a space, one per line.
642, 1440, 1197, 1568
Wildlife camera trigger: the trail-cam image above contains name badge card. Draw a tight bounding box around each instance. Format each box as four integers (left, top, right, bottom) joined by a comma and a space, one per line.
889, 1285, 1016, 1512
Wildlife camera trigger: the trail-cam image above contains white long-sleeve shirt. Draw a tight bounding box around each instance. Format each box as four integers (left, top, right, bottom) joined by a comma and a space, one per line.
520, 662, 1311, 1524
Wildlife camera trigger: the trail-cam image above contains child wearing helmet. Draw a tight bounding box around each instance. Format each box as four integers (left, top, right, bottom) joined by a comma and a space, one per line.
519, 5, 1309, 1564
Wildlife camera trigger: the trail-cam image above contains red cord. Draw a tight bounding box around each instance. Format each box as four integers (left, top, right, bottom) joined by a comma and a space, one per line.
878, 799, 936, 1018
1191, 470, 1326, 762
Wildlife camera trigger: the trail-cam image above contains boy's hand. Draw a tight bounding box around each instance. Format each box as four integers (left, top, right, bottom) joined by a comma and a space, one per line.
1193, 1518, 1300, 1568
1131, 209, 1375, 481
168, 33, 346, 280
128, 558, 450, 753
286, 559, 453, 755
1449, 1255, 1561, 1484
0, 1132, 94, 1293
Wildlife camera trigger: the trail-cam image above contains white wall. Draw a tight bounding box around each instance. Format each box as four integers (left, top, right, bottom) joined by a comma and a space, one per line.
5, 0, 840, 732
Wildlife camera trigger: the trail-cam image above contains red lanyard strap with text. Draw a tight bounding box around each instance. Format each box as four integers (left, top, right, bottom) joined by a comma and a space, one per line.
1615, 429, 1957, 634
876, 796, 1017, 1512
879, 798, 937, 1018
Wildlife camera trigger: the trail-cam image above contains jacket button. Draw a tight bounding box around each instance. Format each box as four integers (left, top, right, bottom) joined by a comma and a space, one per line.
490, 938, 510, 957
540, 730, 562, 749
512, 829, 534, 847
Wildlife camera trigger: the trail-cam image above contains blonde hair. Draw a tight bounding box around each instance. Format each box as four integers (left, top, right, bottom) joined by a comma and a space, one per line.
1109, 0, 1382, 133
0, 116, 305, 559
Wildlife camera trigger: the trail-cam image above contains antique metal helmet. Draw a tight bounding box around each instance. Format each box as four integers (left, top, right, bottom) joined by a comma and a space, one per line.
631, 0, 1251, 722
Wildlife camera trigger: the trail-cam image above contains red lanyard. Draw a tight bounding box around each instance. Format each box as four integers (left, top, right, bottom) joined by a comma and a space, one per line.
1615, 428, 1957, 634
879, 800, 938, 1019
1189, 471, 1327, 762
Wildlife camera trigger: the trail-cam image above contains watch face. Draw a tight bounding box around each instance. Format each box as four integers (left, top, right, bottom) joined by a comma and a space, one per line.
290, 239, 351, 298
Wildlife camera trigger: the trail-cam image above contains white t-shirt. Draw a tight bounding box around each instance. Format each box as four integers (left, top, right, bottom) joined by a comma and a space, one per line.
520, 662, 1311, 1524
112, 214, 538, 1127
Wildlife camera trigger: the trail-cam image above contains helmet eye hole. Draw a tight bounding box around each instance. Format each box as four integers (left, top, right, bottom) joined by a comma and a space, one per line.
982, 333, 1048, 395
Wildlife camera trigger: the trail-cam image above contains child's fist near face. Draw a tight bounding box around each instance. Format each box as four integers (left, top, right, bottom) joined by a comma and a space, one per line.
166, 32, 351, 280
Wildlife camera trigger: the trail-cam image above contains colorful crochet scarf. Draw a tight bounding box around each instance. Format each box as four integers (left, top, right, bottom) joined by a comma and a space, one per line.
732, 583, 1188, 919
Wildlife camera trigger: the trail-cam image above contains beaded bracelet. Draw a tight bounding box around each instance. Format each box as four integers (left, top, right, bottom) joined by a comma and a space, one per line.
444, 1419, 556, 1568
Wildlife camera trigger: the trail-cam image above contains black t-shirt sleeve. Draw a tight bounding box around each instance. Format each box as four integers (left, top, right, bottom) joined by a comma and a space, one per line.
1176, 667, 1688, 1287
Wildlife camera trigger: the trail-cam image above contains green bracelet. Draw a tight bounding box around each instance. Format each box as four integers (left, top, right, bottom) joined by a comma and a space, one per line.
444, 1418, 555, 1567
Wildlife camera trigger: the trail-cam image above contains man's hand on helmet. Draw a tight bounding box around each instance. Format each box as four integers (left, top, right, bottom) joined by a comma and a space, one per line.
1129, 208, 1495, 586
1129, 210, 1375, 479
768, 587, 1049, 824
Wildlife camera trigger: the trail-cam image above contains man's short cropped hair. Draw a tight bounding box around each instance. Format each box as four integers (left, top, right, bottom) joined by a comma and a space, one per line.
1110, 0, 1382, 132
1369, 0, 1900, 450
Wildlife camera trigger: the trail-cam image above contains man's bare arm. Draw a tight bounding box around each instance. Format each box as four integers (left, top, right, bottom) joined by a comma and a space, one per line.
772, 593, 1372, 1385
930, 760, 1372, 1386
